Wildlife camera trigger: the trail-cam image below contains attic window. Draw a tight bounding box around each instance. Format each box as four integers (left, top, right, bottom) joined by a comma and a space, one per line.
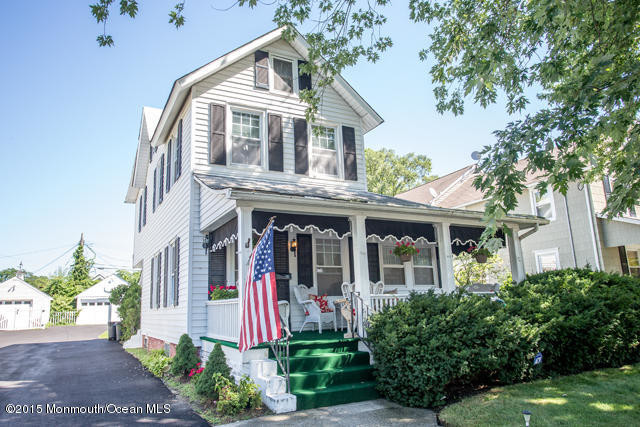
273, 58, 293, 93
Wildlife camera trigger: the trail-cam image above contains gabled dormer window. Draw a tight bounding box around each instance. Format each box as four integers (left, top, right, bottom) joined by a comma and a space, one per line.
231, 110, 262, 166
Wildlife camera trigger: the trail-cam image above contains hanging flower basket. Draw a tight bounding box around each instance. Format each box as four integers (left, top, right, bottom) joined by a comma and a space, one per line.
392, 241, 420, 263
467, 246, 491, 264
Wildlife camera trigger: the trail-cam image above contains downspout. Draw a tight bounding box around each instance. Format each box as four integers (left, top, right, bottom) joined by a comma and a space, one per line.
584, 184, 603, 271
563, 194, 578, 268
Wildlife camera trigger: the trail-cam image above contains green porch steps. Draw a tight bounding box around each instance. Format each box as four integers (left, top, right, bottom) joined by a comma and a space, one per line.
270, 331, 378, 410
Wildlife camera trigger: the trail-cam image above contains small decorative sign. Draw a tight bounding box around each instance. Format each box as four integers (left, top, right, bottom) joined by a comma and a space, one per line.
533, 352, 543, 365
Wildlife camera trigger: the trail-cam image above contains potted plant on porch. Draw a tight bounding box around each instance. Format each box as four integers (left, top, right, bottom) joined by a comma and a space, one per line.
467, 246, 491, 263
392, 241, 419, 263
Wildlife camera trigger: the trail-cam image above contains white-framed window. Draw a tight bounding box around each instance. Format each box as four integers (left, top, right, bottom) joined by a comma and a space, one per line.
627, 249, 640, 278
534, 248, 561, 273
311, 125, 339, 176
381, 245, 406, 285
315, 238, 343, 296
531, 186, 556, 220
413, 246, 437, 285
231, 109, 262, 166
273, 57, 294, 93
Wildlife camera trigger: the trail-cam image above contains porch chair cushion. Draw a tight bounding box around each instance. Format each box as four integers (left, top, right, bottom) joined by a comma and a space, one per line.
309, 293, 334, 313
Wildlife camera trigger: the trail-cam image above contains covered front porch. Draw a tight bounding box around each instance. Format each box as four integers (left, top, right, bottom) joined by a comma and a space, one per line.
200, 204, 530, 344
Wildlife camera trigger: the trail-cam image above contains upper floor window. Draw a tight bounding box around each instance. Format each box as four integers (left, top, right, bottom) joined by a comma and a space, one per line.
273, 58, 294, 93
231, 110, 262, 166
531, 187, 555, 220
311, 125, 338, 176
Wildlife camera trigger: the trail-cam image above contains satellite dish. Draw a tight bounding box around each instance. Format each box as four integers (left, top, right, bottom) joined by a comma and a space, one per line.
429, 188, 438, 198
471, 151, 481, 161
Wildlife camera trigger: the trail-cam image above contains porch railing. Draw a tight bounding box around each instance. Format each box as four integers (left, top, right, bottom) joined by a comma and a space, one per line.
206, 299, 239, 342
370, 294, 406, 312
268, 322, 292, 394
349, 291, 373, 351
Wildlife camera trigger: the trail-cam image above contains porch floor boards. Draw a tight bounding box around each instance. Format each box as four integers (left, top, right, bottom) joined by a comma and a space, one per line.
272, 330, 378, 410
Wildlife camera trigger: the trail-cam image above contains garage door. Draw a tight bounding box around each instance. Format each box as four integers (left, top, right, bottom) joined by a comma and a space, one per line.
76, 300, 112, 325
0, 300, 34, 330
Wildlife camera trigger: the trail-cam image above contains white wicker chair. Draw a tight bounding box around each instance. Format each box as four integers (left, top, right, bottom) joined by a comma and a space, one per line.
370, 281, 384, 295
293, 284, 336, 334
277, 300, 290, 332
341, 282, 355, 299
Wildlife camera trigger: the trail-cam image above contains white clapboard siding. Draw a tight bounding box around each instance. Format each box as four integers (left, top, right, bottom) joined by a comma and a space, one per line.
199, 186, 236, 233
134, 104, 192, 346
191, 39, 367, 190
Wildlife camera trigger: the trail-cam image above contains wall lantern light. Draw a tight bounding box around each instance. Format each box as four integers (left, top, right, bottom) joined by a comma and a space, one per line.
289, 238, 298, 256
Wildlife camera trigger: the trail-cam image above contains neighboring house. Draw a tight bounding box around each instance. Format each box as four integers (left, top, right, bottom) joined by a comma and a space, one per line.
124, 28, 544, 412
75, 274, 126, 325
0, 272, 52, 330
398, 163, 640, 277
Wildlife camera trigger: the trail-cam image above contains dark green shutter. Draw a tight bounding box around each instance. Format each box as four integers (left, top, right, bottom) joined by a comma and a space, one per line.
166, 140, 172, 193
143, 186, 147, 226
159, 154, 165, 204
175, 238, 180, 305
342, 126, 357, 181
175, 120, 183, 180
367, 243, 380, 282
619, 246, 630, 275
296, 234, 313, 286
294, 118, 308, 175
156, 253, 162, 308
208, 247, 226, 286
149, 258, 154, 308
209, 104, 226, 165
268, 114, 284, 171
152, 168, 157, 212
298, 60, 312, 91
163, 246, 169, 307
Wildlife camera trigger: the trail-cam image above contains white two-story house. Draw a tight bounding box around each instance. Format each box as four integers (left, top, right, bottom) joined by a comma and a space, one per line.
124, 28, 545, 412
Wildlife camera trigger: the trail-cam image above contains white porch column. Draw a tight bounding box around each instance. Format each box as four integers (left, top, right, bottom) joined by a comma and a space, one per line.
236, 206, 253, 331
507, 224, 526, 283
434, 222, 456, 293
349, 215, 370, 302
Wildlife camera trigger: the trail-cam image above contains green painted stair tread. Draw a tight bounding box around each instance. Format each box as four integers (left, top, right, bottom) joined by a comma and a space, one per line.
288, 365, 375, 392
277, 342, 359, 358
285, 351, 371, 373
293, 381, 379, 410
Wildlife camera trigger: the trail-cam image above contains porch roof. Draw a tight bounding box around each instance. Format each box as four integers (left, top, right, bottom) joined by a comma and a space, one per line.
195, 173, 547, 229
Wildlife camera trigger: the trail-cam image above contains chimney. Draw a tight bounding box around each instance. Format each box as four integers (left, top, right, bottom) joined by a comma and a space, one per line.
16, 262, 25, 280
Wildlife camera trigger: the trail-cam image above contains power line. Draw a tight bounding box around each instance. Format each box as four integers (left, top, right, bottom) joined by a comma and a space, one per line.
0, 243, 77, 259
32, 245, 77, 274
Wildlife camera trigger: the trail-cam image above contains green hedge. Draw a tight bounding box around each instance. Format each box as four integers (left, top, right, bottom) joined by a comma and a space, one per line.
501, 268, 640, 376
367, 269, 640, 408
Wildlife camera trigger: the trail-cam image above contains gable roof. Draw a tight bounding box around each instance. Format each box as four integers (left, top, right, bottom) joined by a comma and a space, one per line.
0, 277, 53, 301
125, 27, 383, 203
398, 159, 547, 209
125, 106, 162, 203
76, 274, 128, 299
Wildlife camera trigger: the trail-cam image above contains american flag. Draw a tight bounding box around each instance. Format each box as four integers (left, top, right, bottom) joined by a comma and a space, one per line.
238, 222, 282, 352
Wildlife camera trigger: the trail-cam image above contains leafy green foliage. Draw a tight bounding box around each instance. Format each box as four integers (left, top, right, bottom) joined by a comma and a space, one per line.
365, 148, 435, 196
0, 268, 50, 291
195, 343, 232, 399
501, 268, 640, 377
367, 291, 540, 408
453, 252, 511, 288
368, 269, 640, 408
109, 270, 141, 341
128, 348, 171, 377
213, 374, 262, 416
171, 334, 201, 377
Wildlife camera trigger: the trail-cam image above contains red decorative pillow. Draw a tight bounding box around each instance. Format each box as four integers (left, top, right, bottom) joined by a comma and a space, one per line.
308, 293, 334, 313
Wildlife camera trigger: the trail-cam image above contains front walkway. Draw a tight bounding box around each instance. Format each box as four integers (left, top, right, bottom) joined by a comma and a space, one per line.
226, 399, 437, 426
0, 325, 206, 426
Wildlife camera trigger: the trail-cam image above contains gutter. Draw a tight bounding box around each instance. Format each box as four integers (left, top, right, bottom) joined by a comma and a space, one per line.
564, 194, 578, 268
584, 185, 603, 271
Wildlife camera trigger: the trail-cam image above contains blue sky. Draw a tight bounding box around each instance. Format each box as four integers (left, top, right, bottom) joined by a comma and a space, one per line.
0, 1, 536, 275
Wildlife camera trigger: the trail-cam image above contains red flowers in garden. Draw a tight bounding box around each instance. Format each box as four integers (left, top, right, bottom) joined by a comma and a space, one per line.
188, 362, 204, 377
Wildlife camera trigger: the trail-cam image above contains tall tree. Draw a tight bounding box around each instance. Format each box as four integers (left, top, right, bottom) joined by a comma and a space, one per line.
365, 148, 435, 196
68, 235, 95, 293
0, 268, 51, 291
89, 1, 640, 233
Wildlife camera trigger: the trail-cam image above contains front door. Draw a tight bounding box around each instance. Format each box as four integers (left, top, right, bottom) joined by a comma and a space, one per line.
273, 231, 290, 302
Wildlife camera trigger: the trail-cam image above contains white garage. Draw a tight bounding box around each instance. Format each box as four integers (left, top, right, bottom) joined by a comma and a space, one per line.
0, 275, 52, 330
75, 274, 126, 325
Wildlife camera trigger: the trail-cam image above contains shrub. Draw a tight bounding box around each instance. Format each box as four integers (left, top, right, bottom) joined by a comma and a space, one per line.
195, 343, 232, 398
500, 268, 640, 376
367, 291, 540, 408
213, 374, 262, 416
134, 349, 171, 377
109, 270, 141, 341
171, 334, 201, 377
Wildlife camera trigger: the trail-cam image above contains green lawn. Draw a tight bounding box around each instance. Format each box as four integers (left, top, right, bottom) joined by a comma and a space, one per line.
439, 364, 640, 426
98, 330, 108, 339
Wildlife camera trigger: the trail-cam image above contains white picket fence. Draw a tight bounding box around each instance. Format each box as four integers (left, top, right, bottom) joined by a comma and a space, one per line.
49, 311, 77, 326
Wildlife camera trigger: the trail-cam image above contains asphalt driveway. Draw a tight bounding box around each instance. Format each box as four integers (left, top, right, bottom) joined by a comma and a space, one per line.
0, 326, 207, 426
